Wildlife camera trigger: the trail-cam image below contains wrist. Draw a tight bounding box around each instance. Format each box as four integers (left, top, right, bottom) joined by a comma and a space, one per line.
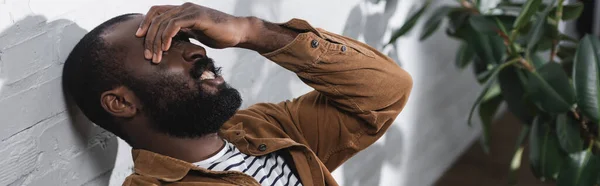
236, 16, 262, 48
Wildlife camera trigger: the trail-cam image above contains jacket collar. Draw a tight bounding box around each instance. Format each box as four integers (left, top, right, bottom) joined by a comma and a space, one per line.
131, 149, 194, 182
131, 122, 247, 182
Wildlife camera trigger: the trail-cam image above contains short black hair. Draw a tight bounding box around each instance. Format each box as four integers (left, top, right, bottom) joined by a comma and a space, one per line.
63, 13, 140, 139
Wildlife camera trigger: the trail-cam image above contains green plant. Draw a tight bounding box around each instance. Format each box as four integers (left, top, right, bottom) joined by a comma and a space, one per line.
390, 0, 600, 185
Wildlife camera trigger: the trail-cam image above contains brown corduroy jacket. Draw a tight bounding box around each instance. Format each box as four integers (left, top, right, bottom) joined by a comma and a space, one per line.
123, 18, 413, 186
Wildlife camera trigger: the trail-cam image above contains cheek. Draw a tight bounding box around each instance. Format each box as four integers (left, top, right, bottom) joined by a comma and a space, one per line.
164, 63, 187, 74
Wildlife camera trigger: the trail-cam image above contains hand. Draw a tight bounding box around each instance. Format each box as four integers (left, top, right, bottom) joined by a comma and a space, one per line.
136, 2, 249, 63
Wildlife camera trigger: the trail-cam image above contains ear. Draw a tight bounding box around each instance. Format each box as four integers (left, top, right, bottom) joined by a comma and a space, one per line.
100, 86, 138, 118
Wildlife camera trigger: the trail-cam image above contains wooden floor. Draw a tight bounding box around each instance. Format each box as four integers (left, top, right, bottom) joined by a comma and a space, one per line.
434, 112, 553, 186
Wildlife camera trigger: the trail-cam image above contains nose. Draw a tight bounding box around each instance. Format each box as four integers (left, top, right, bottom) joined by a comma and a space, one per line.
182, 44, 207, 63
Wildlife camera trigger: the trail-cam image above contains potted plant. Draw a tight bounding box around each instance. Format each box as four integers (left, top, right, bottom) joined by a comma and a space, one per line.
390, 0, 600, 185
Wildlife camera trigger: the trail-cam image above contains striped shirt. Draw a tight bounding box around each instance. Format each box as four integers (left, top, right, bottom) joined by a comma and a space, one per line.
194, 140, 303, 186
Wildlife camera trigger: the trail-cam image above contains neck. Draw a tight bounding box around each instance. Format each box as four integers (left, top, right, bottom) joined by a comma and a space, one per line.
132, 131, 225, 163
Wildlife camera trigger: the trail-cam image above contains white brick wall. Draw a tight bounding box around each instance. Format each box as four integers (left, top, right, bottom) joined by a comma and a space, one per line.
0, 0, 482, 185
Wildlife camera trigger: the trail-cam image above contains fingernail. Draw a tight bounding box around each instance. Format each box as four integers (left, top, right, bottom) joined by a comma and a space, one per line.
156, 51, 162, 63
136, 28, 142, 36
162, 43, 167, 51
152, 53, 158, 63
144, 49, 152, 59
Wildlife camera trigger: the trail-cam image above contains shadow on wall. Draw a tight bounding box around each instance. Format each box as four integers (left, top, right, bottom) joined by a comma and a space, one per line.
343, 0, 402, 67
229, 0, 406, 186
0, 15, 117, 186
229, 0, 300, 107
341, 0, 404, 185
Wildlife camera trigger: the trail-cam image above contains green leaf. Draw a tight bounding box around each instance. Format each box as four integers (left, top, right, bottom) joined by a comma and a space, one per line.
468, 61, 517, 127
467, 15, 516, 36
475, 66, 497, 84
573, 35, 600, 123
557, 150, 600, 186
550, 2, 584, 21
473, 56, 490, 84
529, 116, 567, 180
445, 8, 472, 39
526, 12, 550, 54
508, 125, 530, 185
469, 15, 501, 35
420, 6, 455, 41
562, 56, 575, 68
560, 34, 579, 43
513, 0, 543, 31
456, 42, 475, 69
478, 85, 503, 153
531, 54, 548, 69
526, 62, 577, 113
493, 15, 518, 32
466, 31, 506, 65
556, 113, 583, 153
389, 1, 430, 44
558, 45, 577, 60
498, 65, 536, 124
537, 37, 555, 52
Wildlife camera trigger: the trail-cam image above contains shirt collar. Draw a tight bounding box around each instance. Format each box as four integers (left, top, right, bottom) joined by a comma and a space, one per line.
130, 122, 246, 182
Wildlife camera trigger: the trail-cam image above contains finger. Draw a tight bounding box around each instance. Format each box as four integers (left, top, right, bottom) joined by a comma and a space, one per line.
143, 11, 173, 60
136, 5, 175, 37
137, 6, 163, 37
148, 9, 185, 63
143, 16, 161, 60
162, 14, 198, 51
153, 21, 171, 63
153, 51, 163, 64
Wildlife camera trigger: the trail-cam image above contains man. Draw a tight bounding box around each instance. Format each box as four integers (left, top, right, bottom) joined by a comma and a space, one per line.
62, 2, 412, 186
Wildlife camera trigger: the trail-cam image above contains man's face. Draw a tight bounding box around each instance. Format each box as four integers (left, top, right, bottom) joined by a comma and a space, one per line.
103, 15, 242, 138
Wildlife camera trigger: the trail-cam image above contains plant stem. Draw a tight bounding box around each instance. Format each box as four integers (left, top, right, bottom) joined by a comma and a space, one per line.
459, 0, 480, 14
594, 140, 600, 150
509, 31, 519, 46
572, 108, 597, 143
494, 18, 520, 58
556, 0, 564, 21
506, 57, 521, 67
518, 58, 534, 71
550, 0, 564, 62
550, 40, 558, 62
571, 108, 581, 120
460, 0, 473, 9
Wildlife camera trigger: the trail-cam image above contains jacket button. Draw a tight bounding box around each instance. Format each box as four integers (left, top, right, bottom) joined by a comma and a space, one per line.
341, 45, 347, 52
258, 144, 267, 151
311, 40, 319, 48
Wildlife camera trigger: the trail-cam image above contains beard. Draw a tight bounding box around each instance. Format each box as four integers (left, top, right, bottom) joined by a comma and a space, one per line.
126, 57, 242, 138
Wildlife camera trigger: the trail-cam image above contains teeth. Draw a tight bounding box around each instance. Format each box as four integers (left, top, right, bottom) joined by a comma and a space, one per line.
200, 71, 215, 80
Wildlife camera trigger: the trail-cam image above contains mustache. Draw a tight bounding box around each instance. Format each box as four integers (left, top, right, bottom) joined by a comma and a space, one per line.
190, 57, 221, 79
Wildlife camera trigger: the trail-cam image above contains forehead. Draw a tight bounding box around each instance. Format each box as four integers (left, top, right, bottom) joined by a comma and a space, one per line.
100, 15, 155, 77
102, 15, 144, 47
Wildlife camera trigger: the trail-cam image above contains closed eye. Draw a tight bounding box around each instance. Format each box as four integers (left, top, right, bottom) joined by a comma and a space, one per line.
173, 31, 191, 43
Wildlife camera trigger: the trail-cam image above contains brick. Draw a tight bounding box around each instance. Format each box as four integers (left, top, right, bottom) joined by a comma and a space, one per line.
1, 30, 57, 85
0, 78, 67, 140
0, 137, 41, 185
0, 113, 116, 186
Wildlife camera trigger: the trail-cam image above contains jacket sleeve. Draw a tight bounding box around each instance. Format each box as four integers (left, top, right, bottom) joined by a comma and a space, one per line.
230, 19, 412, 171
